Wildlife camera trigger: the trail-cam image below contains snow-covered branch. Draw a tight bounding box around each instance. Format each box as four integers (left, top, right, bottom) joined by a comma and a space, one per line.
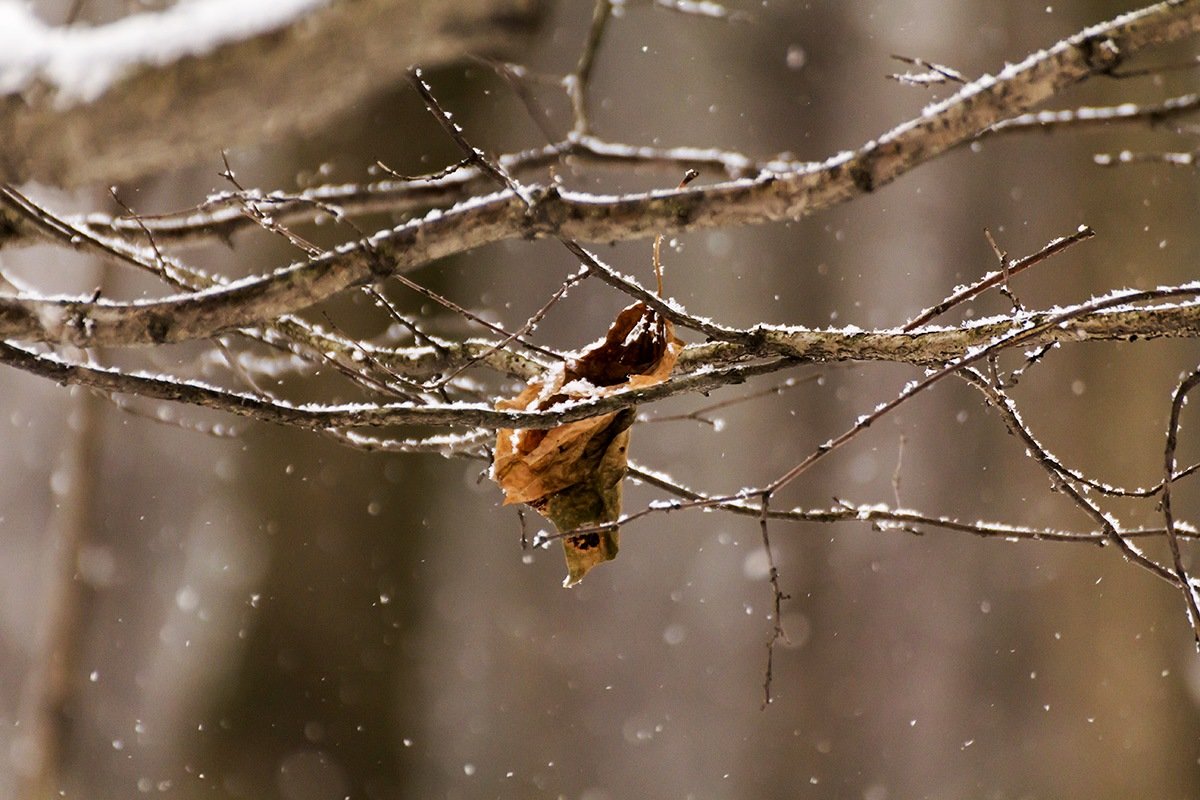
0, 0, 544, 186
3, 0, 1198, 347
0, 0, 1198, 564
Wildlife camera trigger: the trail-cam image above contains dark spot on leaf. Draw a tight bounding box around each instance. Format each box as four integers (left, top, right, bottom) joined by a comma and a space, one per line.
570, 532, 601, 551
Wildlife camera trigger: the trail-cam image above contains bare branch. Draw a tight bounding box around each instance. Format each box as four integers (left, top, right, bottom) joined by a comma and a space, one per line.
566, 0, 615, 137
617, 463, 1200, 544
888, 54, 968, 86
549, 283, 1200, 544
902, 225, 1094, 331
757, 284, 1200, 499
1162, 366, 1200, 643
3, 2, 1196, 347
759, 492, 789, 709
960, 368, 1180, 587
986, 92, 1200, 135
640, 374, 815, 427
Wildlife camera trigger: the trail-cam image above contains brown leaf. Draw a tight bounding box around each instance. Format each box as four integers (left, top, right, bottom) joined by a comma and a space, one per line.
493, 302, 682, 585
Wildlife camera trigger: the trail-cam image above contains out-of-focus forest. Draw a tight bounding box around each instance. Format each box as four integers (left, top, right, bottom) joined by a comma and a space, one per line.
2, 0, 1200, 798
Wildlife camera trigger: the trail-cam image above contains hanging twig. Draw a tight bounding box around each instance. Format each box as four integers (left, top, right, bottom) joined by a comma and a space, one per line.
1161, 367, 1200, 643
759, 491, 789, 709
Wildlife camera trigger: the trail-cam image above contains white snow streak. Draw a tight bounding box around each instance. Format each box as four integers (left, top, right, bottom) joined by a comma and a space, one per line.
0, 0, 329, 106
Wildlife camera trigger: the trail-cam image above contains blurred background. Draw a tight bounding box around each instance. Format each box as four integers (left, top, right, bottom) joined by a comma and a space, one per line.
2, 0, 1200, 798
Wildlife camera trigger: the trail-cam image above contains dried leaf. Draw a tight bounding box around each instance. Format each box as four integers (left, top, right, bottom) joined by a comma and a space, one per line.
493, 302, 682, 585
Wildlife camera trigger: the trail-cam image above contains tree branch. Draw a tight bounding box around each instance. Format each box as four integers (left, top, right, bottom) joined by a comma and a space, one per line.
2, 1, 1197, 347
0, 0, 546, 187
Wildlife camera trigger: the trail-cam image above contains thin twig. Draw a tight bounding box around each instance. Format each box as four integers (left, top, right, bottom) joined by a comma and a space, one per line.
763, 283, 1200, 499
608, 462, 1200, 543
641, 374, 816, 427
961, 368, 1180, 587
408, 69, 524, 199
390, 270, 564, 362
892, 434, 906, 508
986, 93, 1200, 136
983, 227, 1022, 311
903, 225, 1093, 331
759, 492, 789, 709
567, 0, 614, 136
1162, 366, 1200, 643
1108, 54, 1200, 79
888, 54, 968, 87
374, 156, 473, 183
330, 428, 492, 455
428, 266, 588, 389
557, 284, 1200, 535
